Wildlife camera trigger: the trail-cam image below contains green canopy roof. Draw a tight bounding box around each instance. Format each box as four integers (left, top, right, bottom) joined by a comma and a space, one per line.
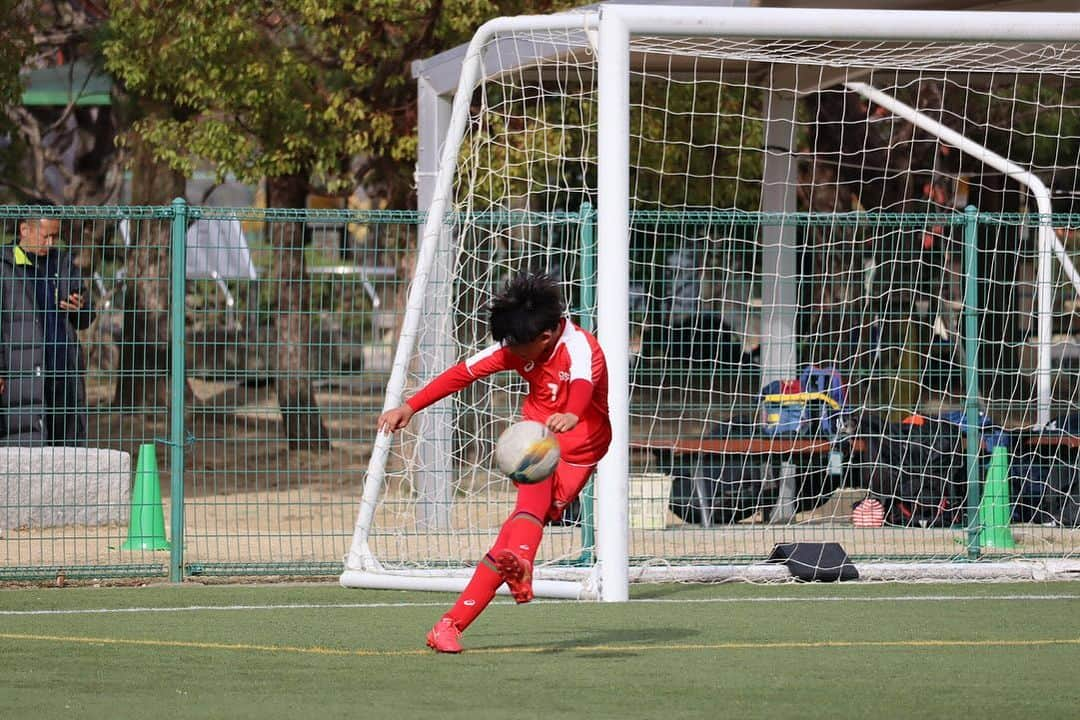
21, 60, 112, 107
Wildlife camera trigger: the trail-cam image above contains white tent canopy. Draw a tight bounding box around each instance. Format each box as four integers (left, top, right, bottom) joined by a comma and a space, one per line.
118, 218, 257, 281
183, 218, 257, 281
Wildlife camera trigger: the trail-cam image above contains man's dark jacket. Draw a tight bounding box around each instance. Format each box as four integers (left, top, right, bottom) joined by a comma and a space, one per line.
0, 243, 95, 445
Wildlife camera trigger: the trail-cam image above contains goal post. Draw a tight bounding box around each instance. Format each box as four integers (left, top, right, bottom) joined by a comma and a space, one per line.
596, 6, 632, 601
344, 6, 1080, 600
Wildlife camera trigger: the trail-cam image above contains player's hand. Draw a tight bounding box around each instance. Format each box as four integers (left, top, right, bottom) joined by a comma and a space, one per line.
378, 404, 415, 434
0, 377, 5, 395
59, 292, 84, 311
546, 412, 579, 433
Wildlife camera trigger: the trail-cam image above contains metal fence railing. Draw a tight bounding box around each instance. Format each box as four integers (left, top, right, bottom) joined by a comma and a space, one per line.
1, 204, 1078, 580
0, 203, 417, 581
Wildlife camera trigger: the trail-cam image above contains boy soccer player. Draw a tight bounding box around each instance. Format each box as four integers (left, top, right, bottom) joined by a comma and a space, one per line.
377, 272, 611, 653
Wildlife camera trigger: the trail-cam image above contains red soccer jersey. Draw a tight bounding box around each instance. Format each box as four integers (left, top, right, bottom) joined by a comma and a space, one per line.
406, 319, 611, 464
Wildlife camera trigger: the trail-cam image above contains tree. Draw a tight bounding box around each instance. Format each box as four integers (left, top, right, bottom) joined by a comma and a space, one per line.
0, 1, 33, 136
0, 2, 186, 414
807, 75, 1080, 405
113, 98, 186, 411
104, 0, 569, 205
0, 1, 122, 205
103, 0, 569, 450
0, 1, 35, 202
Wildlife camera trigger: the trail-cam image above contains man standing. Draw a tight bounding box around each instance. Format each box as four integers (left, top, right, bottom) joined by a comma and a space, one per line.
0, 215, 96, 446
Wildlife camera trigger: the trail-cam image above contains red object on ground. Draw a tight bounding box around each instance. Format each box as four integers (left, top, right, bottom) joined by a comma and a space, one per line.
852, 498, 886, 528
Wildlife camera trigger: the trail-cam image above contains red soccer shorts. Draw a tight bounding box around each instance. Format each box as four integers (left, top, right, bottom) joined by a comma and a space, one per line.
511, 458, 596, 524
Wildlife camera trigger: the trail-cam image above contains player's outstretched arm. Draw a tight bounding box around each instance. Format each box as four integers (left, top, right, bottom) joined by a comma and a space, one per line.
379, 361, 481, 435
378, 405, 415, 433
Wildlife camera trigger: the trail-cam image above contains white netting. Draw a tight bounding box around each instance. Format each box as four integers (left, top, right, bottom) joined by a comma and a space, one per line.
347, 14, 1080, 589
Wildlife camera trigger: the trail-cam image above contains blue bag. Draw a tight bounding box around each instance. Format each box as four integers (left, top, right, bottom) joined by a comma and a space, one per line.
760, 366, 847, 437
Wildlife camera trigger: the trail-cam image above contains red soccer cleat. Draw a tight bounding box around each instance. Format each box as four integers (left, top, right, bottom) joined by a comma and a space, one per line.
426, 617, 463, 653
494, 548, 534, 604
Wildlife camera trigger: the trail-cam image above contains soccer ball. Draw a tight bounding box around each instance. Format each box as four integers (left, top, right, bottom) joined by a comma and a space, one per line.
494, 420, 560, 484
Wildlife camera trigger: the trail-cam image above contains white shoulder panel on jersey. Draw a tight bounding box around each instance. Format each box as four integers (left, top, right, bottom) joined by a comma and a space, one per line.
557, 320, 594, 382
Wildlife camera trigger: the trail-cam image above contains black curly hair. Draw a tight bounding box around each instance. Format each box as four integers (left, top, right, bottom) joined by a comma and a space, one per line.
488, 271, 565, 346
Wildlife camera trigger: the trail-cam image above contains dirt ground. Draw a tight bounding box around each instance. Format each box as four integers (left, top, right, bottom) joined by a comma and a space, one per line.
2, 377, 375, 574
5, 461, 1078, 578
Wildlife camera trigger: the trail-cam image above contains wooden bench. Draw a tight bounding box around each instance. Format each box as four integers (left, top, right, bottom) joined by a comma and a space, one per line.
632, 437, 865, 456
634, 429, 1070, 527
632, 435, 863, 525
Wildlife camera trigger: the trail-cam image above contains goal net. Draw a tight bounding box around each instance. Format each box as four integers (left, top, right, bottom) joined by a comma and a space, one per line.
344, 7, 1080, 599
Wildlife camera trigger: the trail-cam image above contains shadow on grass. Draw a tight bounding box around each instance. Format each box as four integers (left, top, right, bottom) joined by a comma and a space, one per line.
630, 584, 713, 600
485, 625, 699, 657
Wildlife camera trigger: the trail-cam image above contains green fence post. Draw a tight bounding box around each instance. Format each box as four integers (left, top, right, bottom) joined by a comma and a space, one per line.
963, 206, 982, 559
169, 197, 188, 582
577, 202, 597, 565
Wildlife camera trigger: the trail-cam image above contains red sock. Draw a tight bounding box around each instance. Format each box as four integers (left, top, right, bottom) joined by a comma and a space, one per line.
443, 557, 502, 632
502, 512, 545, 564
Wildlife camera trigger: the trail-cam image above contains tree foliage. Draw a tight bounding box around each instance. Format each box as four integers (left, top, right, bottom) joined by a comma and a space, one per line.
460, 73, 763, 216
103, 0, 569, 206
810, 75, 1080, 214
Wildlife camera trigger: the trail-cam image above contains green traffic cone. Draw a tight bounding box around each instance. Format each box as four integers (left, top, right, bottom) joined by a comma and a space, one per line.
978, 445, 1016, 550
122, 443, 171, 551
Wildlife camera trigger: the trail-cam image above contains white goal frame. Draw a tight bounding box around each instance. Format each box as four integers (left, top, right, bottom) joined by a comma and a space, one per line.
343, 6, 1080, 601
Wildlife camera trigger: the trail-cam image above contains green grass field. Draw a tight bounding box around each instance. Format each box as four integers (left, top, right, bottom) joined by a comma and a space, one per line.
3, 581, 1079, 719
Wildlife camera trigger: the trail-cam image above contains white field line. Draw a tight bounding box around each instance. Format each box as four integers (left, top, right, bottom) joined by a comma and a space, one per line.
1, 593, 1078, 617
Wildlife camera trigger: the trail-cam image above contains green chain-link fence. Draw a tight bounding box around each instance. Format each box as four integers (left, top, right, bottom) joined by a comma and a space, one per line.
0, 203, 417, 581
2, 204, 1079, 581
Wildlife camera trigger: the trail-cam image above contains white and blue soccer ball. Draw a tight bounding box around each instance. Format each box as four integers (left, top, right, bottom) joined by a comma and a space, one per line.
494, 420, 560, 484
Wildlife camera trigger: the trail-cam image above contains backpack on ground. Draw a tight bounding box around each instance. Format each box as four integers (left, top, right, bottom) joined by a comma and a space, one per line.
852, 412, 968, 527
659, 417, 766, 525
1011, 417, 1080, 527
759, 365, 848, 439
